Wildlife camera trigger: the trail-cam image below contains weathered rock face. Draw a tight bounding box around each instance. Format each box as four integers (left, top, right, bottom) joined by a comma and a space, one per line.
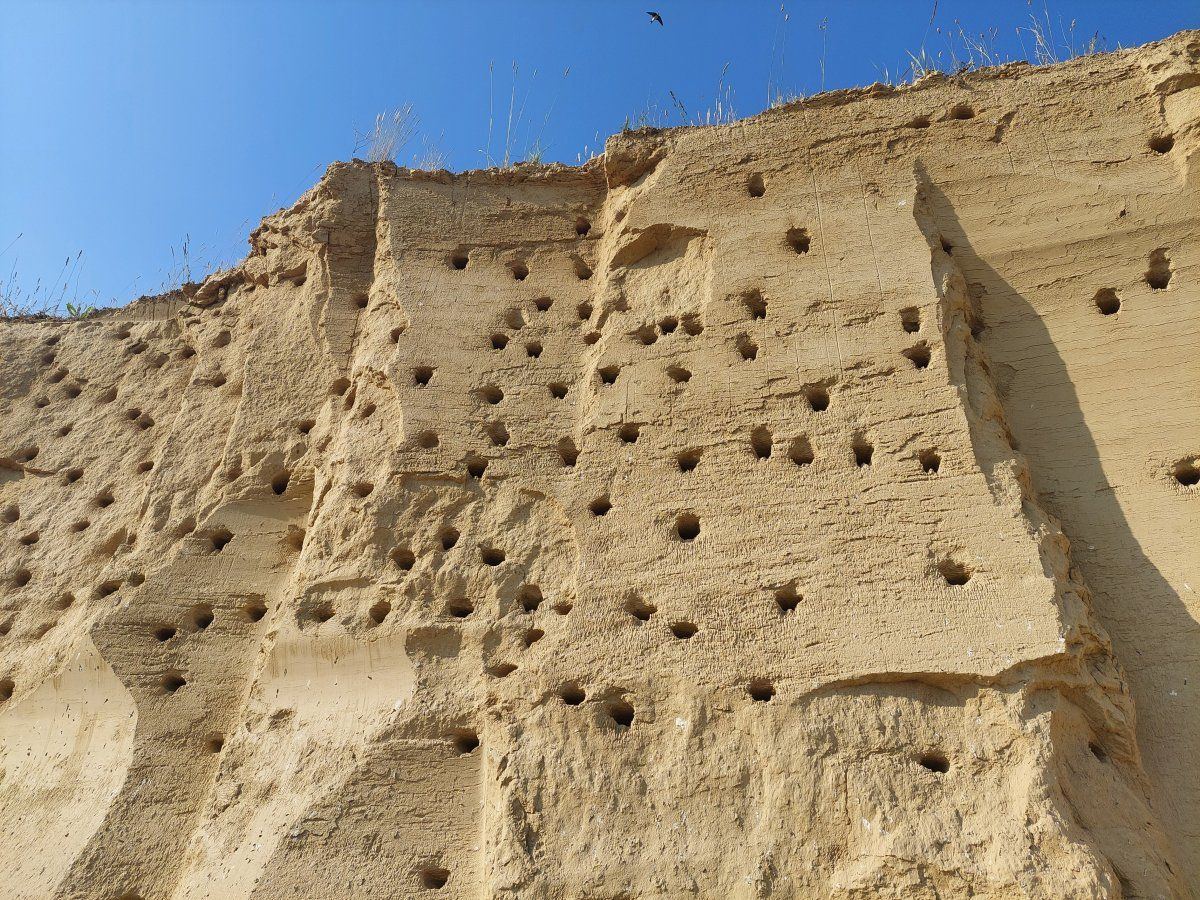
0, 32, 1197, 900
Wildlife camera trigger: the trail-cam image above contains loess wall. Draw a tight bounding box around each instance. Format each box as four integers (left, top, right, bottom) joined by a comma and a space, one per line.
0, 32, 1197, 900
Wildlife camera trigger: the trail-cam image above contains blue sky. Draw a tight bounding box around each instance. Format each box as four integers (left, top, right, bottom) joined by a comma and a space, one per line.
1, 0, 1195, 311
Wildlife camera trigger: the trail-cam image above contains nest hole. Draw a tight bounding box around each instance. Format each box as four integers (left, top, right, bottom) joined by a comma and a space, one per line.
451, 730, 479, 755
1172, 458, 1199, 487
748, 678, 775, 702
751, 426, 773, 460
518, 584, 543, 613
607, 699, 635, 728
938, 559, 972, 586
670, 621, 698, 640
677, 449, 701, 473
853, 439, 874, 468
1094, 289, 1121, 315
775, 583, 800, 613
1148, 134, 1174, 154
419, 867, 450, 890
559, 682, 585, 705
786, 227, 811, 254
675, 513, 700, 541
919, 751, 950, 773
161, 672, 186, 694
625, 595, 657, 621
805, 385, 830, 412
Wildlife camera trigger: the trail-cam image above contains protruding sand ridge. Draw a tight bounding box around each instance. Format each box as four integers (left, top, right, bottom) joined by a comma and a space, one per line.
0, 32, 1197, 899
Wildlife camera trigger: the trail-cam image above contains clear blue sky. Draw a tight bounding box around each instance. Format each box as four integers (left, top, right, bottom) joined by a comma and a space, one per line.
1, 0, 1195, 311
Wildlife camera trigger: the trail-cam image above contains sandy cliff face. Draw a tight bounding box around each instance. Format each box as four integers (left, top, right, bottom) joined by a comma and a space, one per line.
0, 32, 1196, 900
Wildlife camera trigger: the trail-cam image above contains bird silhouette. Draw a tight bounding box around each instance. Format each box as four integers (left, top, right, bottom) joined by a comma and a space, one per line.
647, 11, 663, 26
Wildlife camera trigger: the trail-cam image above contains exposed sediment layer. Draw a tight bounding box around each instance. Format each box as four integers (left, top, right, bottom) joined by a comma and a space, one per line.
0, 31, 1197, 900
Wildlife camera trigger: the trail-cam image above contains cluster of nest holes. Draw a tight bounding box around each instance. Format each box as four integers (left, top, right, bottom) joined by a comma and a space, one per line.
447, 248, 593, 282
389, 531, 548, 597
556, 683, 635, 728
152, 600, 236, 644
731, 428, 933, 473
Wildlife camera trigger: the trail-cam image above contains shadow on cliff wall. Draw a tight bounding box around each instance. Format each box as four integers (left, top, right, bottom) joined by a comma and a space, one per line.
916, 170, 1196, 892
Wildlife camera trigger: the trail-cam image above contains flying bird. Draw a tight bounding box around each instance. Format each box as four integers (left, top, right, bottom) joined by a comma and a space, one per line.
647, 11, 663, 26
